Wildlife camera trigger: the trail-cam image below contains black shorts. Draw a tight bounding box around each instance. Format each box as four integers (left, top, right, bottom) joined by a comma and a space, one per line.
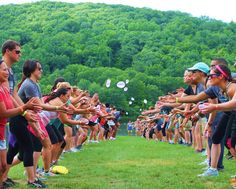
149, 128, 155, 138
103, 123, 109, 131
46, 124, 64, 144
30, 132, 42, 152
58, 123, 65, 136
212, 112, 231, 144
88, 121, 97, 126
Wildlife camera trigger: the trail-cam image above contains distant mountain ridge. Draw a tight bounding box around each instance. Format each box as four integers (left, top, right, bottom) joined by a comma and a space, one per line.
0, 1, 235, 75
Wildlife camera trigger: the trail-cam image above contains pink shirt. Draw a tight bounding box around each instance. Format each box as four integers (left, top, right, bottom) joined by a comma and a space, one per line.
0, 86, 14, 140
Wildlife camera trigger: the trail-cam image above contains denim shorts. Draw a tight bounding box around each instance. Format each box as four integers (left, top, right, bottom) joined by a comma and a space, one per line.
0, 140, 7, 150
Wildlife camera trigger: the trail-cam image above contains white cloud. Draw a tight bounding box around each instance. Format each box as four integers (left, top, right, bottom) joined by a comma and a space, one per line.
0, 0, 235, 22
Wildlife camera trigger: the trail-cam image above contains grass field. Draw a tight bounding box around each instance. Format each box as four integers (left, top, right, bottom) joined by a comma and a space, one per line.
9, 136, 235, 189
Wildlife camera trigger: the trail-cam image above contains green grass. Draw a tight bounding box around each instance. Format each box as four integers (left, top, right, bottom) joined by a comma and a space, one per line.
9, 136, 235, 189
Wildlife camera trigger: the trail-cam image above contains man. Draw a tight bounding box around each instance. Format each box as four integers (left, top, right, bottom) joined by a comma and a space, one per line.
1, 40, 45, 188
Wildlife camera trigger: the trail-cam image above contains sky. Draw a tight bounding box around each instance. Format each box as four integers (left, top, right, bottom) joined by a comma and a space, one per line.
0, 0, 235, 23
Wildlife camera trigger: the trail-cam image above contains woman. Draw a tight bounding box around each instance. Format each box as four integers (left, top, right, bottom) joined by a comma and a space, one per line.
0, 60, 37, 188
6, 60, 66, 187
45, 87, 88, 162
201, 65, 236, 175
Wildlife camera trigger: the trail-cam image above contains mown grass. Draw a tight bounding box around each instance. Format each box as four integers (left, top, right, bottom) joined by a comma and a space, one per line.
9, 136, 235, 189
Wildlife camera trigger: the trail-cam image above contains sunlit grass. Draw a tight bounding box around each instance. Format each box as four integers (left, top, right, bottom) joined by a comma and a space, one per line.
9, 136, 235, 189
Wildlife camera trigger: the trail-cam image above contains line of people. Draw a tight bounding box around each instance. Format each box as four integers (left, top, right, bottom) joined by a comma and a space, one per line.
0, 40, 123, 189
134, 59, 236, 188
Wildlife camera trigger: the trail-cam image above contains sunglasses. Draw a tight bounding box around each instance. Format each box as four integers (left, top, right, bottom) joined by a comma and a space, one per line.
207, 73, 221, 79
191, 70, 199, 74
14, 50, 21, 54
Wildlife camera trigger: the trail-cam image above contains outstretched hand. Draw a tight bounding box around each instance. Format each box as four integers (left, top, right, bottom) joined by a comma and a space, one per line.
199, 103, 216, 114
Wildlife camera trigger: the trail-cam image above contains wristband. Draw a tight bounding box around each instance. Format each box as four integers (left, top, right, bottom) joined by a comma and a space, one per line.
176, 97, 179, 103
22, 110, 28, 117
55, 106, 59, 110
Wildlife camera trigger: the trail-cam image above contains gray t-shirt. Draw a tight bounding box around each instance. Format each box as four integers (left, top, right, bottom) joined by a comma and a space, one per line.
18, 78, 42, 103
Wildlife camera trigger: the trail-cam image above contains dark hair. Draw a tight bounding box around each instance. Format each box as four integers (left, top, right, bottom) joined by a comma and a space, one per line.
0, 60, 3, 65
213, 64, 232, 81
51, 77, 65, 91
212, 58, 228, 66
2, 40, 21, 55
45, 87, 69, 103
17, 60, 40, 90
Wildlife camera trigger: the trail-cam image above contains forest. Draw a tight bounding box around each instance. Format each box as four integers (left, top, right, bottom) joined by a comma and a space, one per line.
0, 1, 236, 118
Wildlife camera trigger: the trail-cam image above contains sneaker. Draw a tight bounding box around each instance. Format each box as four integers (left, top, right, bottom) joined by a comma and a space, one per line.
36, 168, 44, 174
27, 180, 46, 188
40, 171, 57, 177
4, 177, 18, 186
198, 159, 209, 166
227, 154, 234, 160
198, 167, 219, 177
70, 147, 79, 152
76, 145, 82, 150
35, 179, 48, 188
169, 140, 174, 144
2, 181, 11, 189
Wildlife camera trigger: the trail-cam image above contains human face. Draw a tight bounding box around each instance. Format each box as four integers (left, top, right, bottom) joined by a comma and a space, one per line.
190, 70, 202, 84
8, 45, 21, 63
60, 92, 70, 103
32, 62, 43, 81
183, 72, 192, 84
207, 70, 222, 86
0, 62, 9, 83
210, 60, 220, 70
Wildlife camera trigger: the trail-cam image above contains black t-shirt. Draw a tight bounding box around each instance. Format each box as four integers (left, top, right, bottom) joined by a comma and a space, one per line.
184, 85, 194, 95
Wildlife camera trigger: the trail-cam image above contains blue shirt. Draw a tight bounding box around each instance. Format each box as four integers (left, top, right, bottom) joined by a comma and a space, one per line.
18, 78, 42, 103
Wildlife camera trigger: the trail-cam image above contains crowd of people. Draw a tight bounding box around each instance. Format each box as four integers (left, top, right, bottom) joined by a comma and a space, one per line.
134, 59, 236, 188
0, 40, 124, 189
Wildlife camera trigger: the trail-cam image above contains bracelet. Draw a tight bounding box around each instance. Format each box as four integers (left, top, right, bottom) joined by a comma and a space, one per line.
55, 106, 59, 110
22, 110, 28, 117
176, 97, 179, 103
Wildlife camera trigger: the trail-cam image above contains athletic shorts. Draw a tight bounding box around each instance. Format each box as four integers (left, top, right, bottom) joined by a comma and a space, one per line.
46, 124, 64, 145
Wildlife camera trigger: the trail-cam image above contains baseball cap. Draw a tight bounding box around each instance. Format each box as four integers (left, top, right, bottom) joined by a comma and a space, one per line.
188, 62, 210, 74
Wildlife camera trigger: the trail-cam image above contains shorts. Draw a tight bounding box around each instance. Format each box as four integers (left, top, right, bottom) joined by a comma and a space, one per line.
155, 124, 162, 132
88, 121, 97, 126
46, 124, 64, 145
0, 140, 7, 150
149, 128, 155, 138
30, 133, 42, 152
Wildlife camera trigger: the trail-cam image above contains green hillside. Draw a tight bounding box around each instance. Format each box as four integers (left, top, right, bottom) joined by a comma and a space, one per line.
1, 1, 236, 118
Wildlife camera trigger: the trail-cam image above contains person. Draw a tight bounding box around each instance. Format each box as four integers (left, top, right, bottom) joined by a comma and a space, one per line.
127, 120, 133, 136
200, 64, 236, 159
165, 59, 231, 176
0, 60, 38, 188
1, 40, 41, 188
